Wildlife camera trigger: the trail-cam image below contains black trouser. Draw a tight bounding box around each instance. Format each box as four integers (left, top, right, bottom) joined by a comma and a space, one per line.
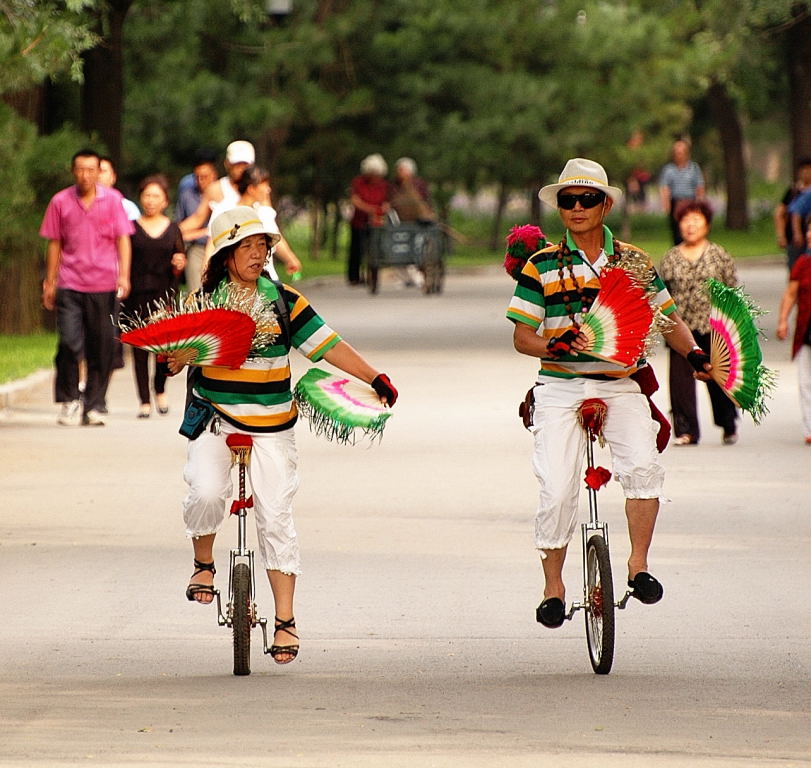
347, 226, 366, 283
123, 290, 170, 405
55, 289, 116, 414
668, 330, 737, 441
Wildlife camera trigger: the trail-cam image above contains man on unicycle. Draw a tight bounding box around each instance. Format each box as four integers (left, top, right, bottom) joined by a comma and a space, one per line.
506, 158, 712, 629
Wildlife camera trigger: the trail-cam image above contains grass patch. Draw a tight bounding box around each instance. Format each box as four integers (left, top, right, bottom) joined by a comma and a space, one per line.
0, 333, 55, 385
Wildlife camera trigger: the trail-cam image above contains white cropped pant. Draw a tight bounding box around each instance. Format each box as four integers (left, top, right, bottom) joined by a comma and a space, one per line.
530, 376, 664, 554
798, 345, 811, 438
182, 423, 301, 575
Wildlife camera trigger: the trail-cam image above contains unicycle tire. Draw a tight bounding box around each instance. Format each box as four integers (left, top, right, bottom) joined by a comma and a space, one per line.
585, 534, 615, 675
232, 562, 252, 676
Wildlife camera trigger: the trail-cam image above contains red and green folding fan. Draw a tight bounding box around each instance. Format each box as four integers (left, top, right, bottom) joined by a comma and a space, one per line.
121, 307, 256, 369
706, 279, 777, 424
578, 266, 656, 367
293, 367, 392, 444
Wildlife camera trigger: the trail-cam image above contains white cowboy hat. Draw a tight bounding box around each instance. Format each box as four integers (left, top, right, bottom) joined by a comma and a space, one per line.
209, 205, 281, 257
538, 157, 623, 207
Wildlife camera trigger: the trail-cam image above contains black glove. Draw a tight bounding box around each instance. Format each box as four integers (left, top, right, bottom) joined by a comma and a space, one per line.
547, 329, 578, 358
371, 373, 398, 406
687, 347, 711, 373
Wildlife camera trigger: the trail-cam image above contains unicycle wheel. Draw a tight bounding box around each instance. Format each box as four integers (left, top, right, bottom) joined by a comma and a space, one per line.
585, 534, 615, 675
232, 562, 252, 676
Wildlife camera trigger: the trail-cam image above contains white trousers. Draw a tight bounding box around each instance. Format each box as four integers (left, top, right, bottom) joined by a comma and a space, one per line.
530, 376, 664, 553
182, 423, 301, 574
798, 345, 811, 438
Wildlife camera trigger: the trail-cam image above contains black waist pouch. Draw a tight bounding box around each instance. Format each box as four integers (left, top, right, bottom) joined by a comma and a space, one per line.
179, 397, 215, 440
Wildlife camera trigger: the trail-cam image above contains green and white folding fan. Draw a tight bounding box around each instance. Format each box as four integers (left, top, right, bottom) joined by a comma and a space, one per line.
706, 279, 777, 424
293, 367, 392, 444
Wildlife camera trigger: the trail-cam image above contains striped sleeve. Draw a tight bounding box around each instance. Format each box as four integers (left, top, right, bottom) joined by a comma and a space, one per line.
283, 285, 342, 360
506, 258, 545, 328
649, 263, 676, 316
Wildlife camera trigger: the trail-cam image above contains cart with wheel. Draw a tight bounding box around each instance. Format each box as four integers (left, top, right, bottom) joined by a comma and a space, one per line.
365, 220, 445, 295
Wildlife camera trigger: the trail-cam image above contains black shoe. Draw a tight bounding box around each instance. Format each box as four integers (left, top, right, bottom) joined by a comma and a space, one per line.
536, 597, 566, 628
627, 572, 664, 604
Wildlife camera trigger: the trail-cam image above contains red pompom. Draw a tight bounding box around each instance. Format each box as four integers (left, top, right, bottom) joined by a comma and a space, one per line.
584, 466, 612, 490
503, 224, 546, 280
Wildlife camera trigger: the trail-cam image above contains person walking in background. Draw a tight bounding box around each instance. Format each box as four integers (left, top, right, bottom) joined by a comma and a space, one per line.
179, 140, 255, 242
389, 157, 434, 223
774, 158, 811, 271
347, 154, 390, 285
507, 157, 712, 629
660, 200, 739, 446
211, 164, 302, 280
776, 219, 811, 444
175, 150, 218, 292
99, 155, 139, 377
39, 148, 133, 427
659, 139, 705, 245
99, 156, 140, 221
123, 174, 186, 419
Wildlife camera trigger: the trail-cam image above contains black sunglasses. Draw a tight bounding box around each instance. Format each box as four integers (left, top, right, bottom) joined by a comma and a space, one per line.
557, 191, 606, 210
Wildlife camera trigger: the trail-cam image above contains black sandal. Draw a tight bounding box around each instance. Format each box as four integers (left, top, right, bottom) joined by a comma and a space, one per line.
269, 616, 299, 664
185, 559, 216, 602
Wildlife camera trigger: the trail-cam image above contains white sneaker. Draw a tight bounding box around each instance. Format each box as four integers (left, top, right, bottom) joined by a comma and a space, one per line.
82, 409, 106, 427
57, 400, 82, 426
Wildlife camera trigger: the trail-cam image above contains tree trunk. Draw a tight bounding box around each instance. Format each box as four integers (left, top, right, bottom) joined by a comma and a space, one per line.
309, 198, 322, 261
707, 79, 749, 230
330, 202, 341, 260
786, 11, 811, 163
489, 183, 509, 251
529, 187, 542, 229
0, 251, 43, 334
81, 1, 133, 165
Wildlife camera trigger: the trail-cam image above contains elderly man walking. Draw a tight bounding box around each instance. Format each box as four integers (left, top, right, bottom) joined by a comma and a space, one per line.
40, 148, 133, 426
506, 157, 712, 629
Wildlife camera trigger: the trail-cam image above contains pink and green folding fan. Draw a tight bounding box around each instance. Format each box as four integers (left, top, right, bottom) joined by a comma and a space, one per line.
706, 279, 777, 424
578, 266, 656, 367
293, 367, 392, 444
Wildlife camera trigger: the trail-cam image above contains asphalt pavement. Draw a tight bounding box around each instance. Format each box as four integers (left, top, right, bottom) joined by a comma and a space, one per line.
1, 262, 809, 767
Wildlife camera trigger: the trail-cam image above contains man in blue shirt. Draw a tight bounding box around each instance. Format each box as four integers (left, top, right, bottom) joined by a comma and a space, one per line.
659, 139, 705, 245
175, 150, 218, 292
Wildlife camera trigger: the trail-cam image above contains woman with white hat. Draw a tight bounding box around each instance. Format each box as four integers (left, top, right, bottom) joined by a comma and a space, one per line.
506, 157, 713, 630
172, 206, 398, 665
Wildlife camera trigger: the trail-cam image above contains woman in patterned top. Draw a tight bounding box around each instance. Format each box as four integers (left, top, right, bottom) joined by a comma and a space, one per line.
168, 207, 398, 665
660, 200, 738, 445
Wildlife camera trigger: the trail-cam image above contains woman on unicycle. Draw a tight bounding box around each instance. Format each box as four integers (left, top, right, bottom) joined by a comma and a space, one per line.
171, 207, 398, 666
505, 158, 712, 635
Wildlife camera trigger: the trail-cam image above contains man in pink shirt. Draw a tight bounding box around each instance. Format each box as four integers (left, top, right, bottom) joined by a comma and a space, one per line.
40, 148, 134, 426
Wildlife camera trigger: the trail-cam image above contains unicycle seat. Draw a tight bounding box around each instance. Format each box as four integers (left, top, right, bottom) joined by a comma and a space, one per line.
226, 433, 254, 450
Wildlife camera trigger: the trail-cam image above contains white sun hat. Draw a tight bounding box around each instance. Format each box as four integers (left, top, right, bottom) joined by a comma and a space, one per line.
225, 140, 256, 165
209, 205, 281, 257
538, 157, 623, 207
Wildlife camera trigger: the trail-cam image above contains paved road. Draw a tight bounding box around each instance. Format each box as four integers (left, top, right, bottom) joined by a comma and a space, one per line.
1, 264, 809, 767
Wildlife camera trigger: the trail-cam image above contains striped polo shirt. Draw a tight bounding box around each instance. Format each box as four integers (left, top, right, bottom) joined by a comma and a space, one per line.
506, 226, 676, 379
194, 276, 341, 431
